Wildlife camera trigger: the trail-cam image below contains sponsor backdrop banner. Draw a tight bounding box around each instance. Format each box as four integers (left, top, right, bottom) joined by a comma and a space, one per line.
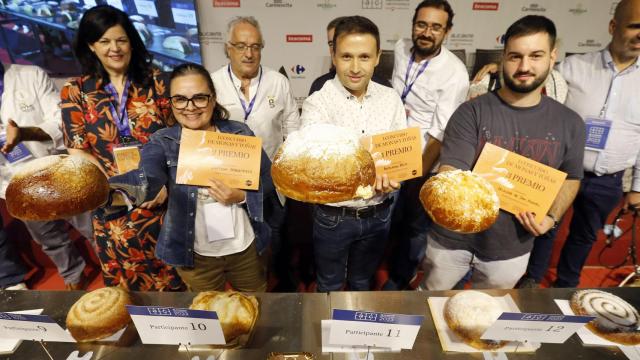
197, 0, 617, 107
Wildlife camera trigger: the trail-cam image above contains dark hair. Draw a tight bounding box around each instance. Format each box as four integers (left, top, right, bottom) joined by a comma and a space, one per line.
332, 16, 380, 52
503, 15, 557, 50
327, 16, 348, 32
74, 5, 152, 86
169, 63, 229, 123
412, 0, 454, 29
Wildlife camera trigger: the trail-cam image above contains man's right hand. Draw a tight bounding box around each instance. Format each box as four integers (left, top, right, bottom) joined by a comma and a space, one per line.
1, 119, 21, 154
471, 63, 500, 84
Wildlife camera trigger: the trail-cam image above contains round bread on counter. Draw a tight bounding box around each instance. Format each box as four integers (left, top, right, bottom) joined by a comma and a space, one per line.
420, 169, 499, 233
5, 155, 109, 221
190, 291, 259, 343
570, 289, 640, 345
444, 290, 508, 350
66, 287, 133, 342
271, 124, 376, 204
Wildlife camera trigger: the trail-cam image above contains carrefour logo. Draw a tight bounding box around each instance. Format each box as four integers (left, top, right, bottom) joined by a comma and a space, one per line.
291, 65, 306, 74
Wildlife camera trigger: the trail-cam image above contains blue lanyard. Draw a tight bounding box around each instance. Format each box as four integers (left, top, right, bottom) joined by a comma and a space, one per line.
401, 53, 429, 103
228, 65, 262, 121
104, 79, 132, 137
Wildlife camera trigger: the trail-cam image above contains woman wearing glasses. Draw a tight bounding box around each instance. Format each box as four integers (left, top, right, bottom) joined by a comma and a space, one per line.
108, 63, 272, 292
60, 5, 184, 291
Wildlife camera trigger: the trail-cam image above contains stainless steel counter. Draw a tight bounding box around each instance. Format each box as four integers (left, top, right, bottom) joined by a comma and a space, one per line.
0, 287, 638, 359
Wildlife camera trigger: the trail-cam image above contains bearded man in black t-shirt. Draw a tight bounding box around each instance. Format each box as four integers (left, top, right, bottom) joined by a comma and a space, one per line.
421, 15, 586, 290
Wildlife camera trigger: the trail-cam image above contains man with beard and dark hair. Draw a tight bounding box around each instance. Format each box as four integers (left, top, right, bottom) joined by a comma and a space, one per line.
384, 0, 469, 290
420, 15, 586, 290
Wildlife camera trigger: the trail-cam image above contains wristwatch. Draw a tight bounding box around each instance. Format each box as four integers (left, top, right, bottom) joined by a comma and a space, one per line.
547, 213, 560, 230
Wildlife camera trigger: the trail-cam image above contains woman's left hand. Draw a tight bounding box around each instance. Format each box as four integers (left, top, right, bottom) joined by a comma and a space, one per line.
208, 179, 246, 206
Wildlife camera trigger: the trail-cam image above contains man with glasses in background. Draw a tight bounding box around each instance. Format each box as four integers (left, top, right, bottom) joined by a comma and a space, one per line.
211, 16, 300, 288
384, 0, 469, 290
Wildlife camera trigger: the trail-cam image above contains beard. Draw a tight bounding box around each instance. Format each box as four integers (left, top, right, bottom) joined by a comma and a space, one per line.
502, 67, 549, 94
412, 34, 442, 58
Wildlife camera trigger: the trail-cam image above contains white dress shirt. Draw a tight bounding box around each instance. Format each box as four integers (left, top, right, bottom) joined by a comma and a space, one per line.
211, 65, 300, 161
0, 64, 64, 197
557, 49, 640, 191
300, 76, 407, 207
391, 39, 469, 147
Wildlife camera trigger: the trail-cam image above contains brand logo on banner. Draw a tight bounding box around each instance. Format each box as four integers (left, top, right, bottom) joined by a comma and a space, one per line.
362, 0, 383, 10
213, 0, 239, 7
317, 0, 336, 9
610, 1, 619, 14
199, 31, 224, 45
472, 2, 499, 11
446, 33, 474, 47
291, 64, 306, 74
496, 34, 505, 45
286, 34, 312, 42
265, 0, 292, 8
522, 3, 546, 12
569, 3, 587, 15
578, 39, 602, 48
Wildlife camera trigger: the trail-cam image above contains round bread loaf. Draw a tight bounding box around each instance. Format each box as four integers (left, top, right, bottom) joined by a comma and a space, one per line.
66, 287, 133, 342
570, 290, 640, 345
190, 291, 259, 343
271, 124, 376, 204
5, 155, 109, 221
420, 169, 499, 233
444, 290, 508, 350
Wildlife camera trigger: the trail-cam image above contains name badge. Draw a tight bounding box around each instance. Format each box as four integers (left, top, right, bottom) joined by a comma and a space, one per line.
584, 116, 612, 151
480, 312, 594, 344
204, 202, 235, 242
113, 145, 141, 174
328, 309, 423, 350
0, 312, 75, 342
126, 305, 225, 345
0, 134, 33, 164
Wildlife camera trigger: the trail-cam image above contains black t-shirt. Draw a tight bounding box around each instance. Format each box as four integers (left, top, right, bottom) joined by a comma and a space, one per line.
432, 91, 586, 261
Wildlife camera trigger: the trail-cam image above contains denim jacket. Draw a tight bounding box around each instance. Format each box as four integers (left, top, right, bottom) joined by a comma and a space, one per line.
107, 120, 274, 267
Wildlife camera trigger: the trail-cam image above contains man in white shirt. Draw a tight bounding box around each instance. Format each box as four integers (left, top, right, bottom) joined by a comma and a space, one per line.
547, 0, 640, 288
385, 0, 469, 290
211, 16, 300, 285
211, 16, 300, 161
300, 16, 407, 292
0, 64, 93, 290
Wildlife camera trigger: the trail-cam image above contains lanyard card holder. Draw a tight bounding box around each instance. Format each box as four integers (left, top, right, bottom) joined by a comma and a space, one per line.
0, 133, 33, 164
113, 136, 142, 174
584, 116, 612, 152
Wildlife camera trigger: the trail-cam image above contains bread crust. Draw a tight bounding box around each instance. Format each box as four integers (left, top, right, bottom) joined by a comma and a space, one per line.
570, 290, 640, 345
271, 125, 376, 204
189, 291, 259, 343
66, 287, 133, 342
6, 155, 109, 221
420, 170, 499, 233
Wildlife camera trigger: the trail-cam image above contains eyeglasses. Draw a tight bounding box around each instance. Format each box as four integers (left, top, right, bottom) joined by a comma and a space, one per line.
228, 42, 264, 52
170, 94, 212, 109
413, 21, 445, 35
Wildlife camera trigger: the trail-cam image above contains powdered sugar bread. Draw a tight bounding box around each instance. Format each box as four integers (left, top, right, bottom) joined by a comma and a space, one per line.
6, 155, 109, 221
271, 124, 376, 204
420, 169, 499, 233
444, 290, 507, 350
570, 289, 640, 345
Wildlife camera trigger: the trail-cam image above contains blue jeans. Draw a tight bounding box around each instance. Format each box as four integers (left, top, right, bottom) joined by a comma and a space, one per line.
313, 200, 393, 292
385, 175, 431, 289
0, 213, 27, 288
524, 226, 560, 282
555, 171, 624, 287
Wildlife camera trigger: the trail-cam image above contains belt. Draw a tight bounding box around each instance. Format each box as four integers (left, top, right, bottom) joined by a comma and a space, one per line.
584, 170, 625, 179
317, 198, 393, 219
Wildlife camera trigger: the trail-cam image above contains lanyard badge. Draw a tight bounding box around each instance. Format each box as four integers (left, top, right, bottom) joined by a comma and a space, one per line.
104, 79, 132, 138
584, 116, 612, 151
228, 65, 262, 121
401, 53, 429, 103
